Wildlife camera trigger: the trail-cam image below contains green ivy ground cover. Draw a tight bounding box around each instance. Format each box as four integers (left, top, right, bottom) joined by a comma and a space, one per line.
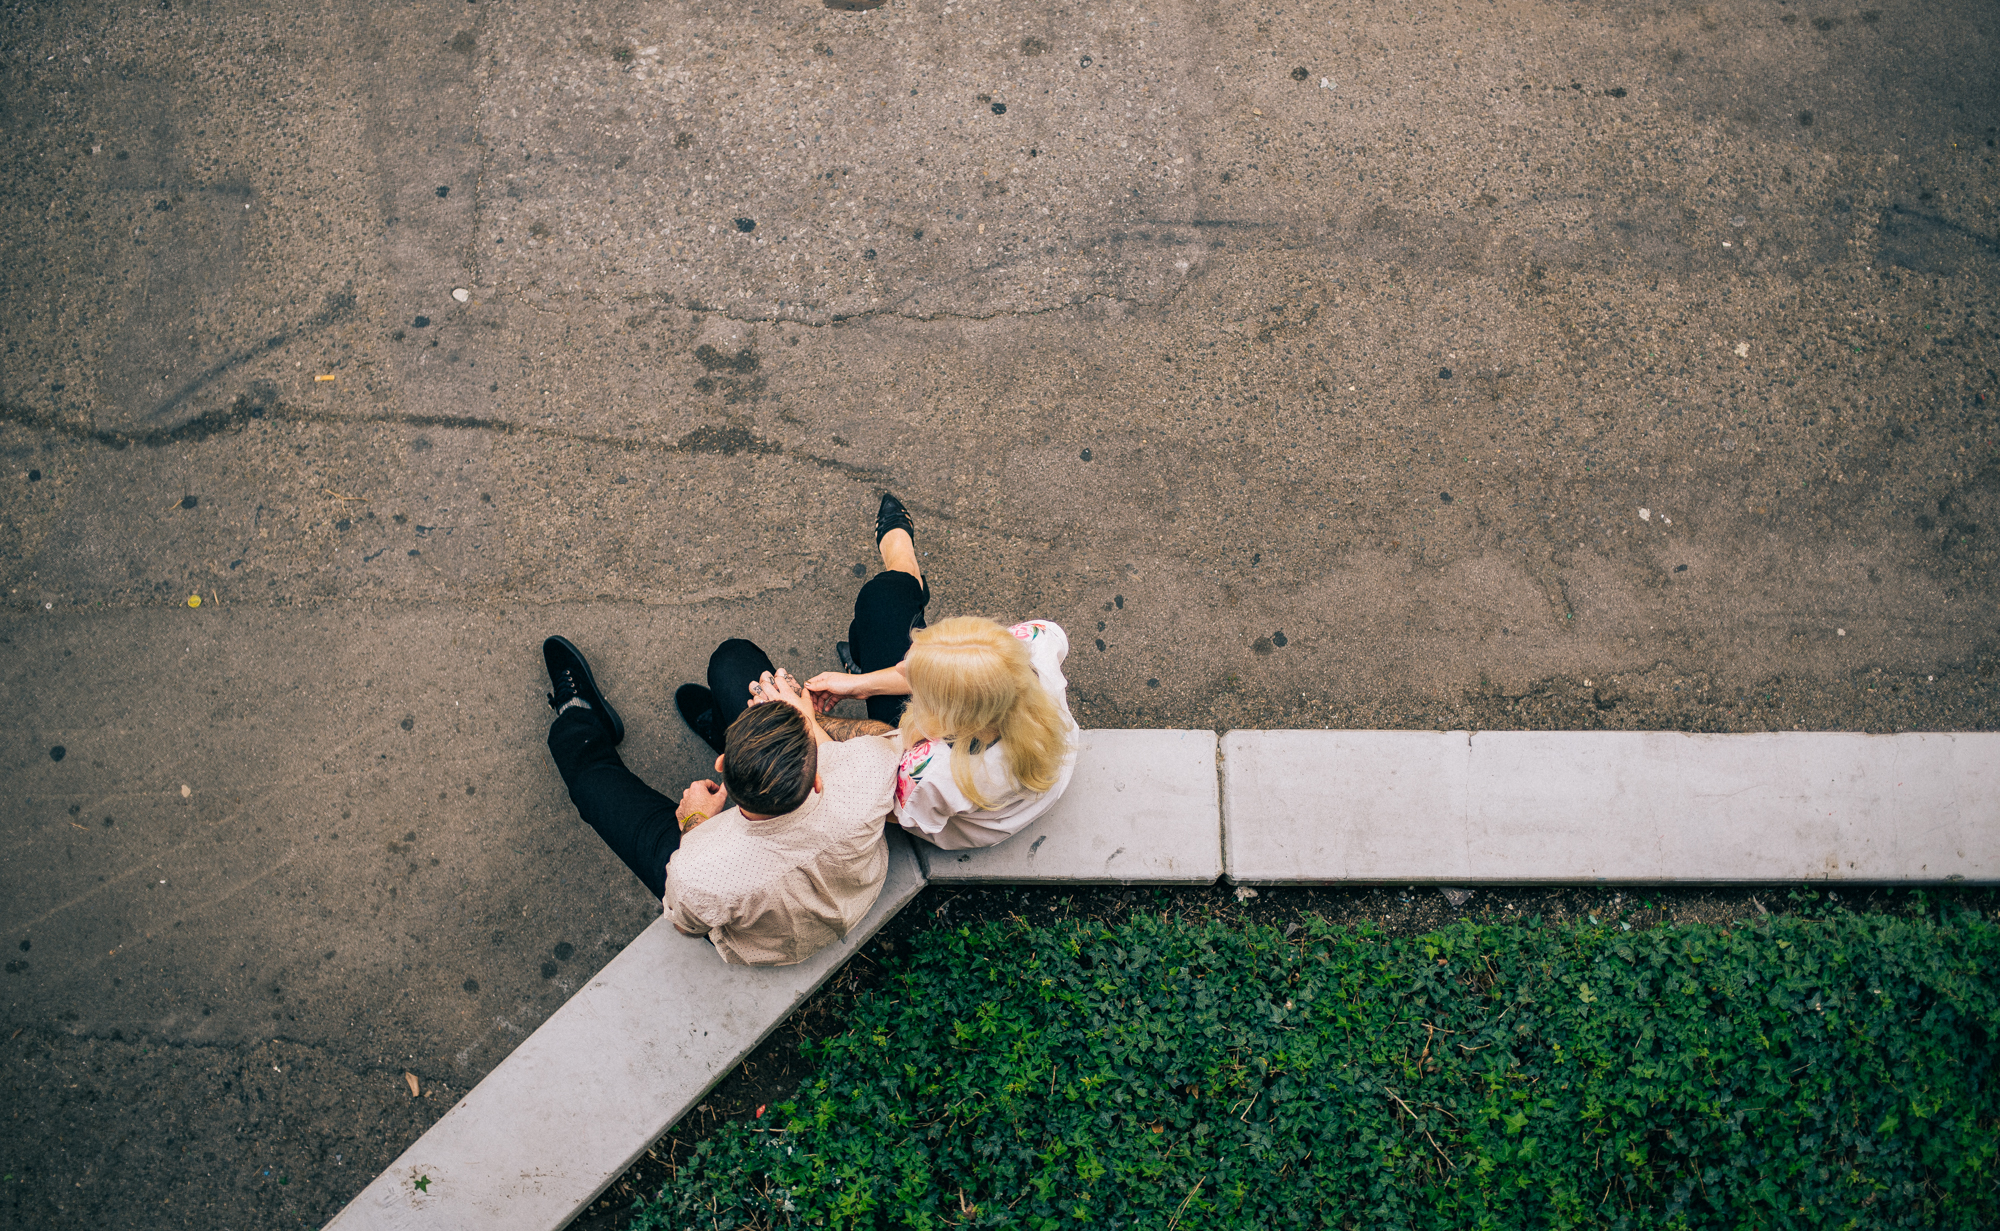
634, 904, 1999, 1230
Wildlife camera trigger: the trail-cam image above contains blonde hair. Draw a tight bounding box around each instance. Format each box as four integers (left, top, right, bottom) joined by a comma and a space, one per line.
899, 617, 1071, 810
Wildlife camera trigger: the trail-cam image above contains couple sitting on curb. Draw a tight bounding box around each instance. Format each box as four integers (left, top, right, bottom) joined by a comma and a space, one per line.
541, 494, 1078, 966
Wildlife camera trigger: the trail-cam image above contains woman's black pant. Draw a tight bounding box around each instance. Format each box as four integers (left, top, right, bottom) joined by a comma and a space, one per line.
849, 570, 929, 725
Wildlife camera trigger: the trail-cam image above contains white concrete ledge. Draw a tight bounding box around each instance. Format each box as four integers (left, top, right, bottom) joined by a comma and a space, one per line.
918, 729, 1222, 884
328, 727, 2000, 1231
1223, 730, 2000, 885
323, 830, 927, 1231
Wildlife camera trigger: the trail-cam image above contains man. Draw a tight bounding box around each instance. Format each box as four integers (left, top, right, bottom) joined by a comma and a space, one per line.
543, 636, 899, 966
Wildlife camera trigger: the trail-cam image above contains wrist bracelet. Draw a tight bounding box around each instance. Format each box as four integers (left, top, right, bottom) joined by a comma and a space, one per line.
677, 811, 709, 831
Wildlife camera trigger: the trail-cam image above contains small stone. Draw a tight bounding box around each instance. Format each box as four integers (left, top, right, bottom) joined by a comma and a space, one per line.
452, 288, 470, 303
1638, 508, 1651, 521
1734, 341, 1750, 357
991, 102, 1007, 115
180, 784, 192, 798
1234, 885, 1259, 902
1441, 888, 1471, 907
734, 218, 756, 233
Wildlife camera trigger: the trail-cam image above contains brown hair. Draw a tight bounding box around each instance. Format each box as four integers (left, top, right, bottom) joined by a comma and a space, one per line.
722, 703, 818, 816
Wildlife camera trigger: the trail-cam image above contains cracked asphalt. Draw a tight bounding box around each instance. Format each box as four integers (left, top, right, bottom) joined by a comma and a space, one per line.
2, 0, 1996, 1225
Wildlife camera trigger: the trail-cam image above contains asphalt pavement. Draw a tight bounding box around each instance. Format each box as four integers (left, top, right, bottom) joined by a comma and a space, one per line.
2, 0, 1996, 1225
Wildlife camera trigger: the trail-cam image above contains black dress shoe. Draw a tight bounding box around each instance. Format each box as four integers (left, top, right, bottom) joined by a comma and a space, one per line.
875, 491, 915, 545
543, 636, 624, 744
675, 683, 726, 754
835, 641, 859, 674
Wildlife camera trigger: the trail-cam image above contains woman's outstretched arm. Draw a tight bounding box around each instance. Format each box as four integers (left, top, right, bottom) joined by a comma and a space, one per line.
804, 663, 910, 705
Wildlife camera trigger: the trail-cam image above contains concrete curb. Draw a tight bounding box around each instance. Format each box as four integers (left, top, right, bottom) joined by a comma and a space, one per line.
919, 729, 1222, 884
1223, 730, 2000, 884
325, 728, 1999, 1231
323, 830, 927, 1231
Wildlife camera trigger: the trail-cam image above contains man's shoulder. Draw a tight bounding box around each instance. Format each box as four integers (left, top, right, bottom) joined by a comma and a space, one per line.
820, 732, 900, 775
672, 808, 755, 866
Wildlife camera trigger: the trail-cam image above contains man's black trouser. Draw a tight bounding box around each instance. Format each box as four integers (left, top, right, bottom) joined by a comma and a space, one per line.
545, 572, 926, 895
547, 708, 682, 900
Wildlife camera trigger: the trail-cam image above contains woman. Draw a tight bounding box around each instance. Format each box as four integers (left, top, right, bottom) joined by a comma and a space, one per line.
804, 494, 1078, 850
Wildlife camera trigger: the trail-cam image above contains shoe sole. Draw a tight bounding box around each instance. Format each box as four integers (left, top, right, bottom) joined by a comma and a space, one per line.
545, 635, 625, 744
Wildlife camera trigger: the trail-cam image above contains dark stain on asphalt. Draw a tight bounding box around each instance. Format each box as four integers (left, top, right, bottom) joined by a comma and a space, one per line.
676, 425, 782, 456
693, 345, 759, 373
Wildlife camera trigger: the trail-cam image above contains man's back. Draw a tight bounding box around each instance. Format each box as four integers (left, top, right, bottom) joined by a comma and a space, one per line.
663, 734, 901, 966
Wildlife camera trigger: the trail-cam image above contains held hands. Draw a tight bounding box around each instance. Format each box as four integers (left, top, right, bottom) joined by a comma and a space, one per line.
747, 668, 829, 717
801, 671, 863, 712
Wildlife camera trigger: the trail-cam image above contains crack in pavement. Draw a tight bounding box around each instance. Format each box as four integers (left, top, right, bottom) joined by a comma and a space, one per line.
0, 396, 890, 480
139, 290, 360, 422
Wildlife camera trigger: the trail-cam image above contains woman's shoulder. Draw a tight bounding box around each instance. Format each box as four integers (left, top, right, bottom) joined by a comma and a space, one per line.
1005, 619, 1068, 654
